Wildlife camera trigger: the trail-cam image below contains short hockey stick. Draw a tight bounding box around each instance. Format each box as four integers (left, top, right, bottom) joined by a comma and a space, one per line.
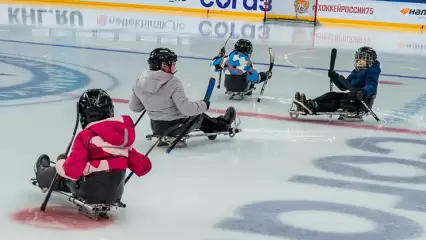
134, 110, 146, 126
329, 48, 337, 89
257, 47, 274, 102
40, 102, 80, 211
217, 33, 232, 89
337, 75, 382, 123
124, 121, 184, 184
167, 77, 216, 153
329, 48, 337, 119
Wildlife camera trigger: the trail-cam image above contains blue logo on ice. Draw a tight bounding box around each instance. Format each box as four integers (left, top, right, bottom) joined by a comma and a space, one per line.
0, 55, 89, 101
200, 0, 272, 12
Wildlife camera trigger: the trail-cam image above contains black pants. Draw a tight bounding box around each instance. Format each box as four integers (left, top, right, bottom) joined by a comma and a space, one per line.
37, 166, 125, 204
314, 92, 360, 112
151, 114, 229, 136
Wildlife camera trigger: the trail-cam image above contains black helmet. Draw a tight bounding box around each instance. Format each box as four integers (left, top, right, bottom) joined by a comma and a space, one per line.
147, 48, 178, 71
234, 39, 253, 56
78, 88, 114, 128
354, 46, 377, 70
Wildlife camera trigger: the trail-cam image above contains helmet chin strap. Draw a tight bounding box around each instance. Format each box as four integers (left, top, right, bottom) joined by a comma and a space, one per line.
161, 62, 177, 74
171, 64, 177, 74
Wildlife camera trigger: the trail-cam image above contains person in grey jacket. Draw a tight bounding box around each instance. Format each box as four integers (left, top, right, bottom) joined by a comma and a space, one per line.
129, 48, 236, 137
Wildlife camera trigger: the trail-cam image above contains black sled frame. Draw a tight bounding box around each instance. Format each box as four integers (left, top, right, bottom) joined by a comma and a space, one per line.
56, 190, 126, 220
145, 115, 242, 150
223, 74, 256, 101
31, 177, 127, 220
225, 88, 255, 101
288, 96, 376, 122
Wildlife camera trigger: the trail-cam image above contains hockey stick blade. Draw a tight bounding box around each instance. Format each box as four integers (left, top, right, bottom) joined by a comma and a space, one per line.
268, 47, 275, 72
257, 48, 274, 102
40, 102, 80, 211
330, 48, 337, 72
167, 78, 216, 153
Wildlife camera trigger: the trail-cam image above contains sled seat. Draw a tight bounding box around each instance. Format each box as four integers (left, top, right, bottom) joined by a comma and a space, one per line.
150, 116, 203, 137
69, 171, 126, 205
224, 75, 250, 93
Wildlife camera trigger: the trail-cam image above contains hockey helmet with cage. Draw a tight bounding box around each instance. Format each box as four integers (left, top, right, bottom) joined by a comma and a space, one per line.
354, 46, 377, 71
234, 39, 253, 56
78, 88, 114, 128
148, 48, 178, 73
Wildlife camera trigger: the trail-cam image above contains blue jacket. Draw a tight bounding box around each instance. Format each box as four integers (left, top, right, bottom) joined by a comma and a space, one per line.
334, 61, 381, 97
211, 51, 260, 83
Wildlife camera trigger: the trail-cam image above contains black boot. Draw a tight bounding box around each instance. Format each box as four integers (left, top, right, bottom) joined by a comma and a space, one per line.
294, 92, 302, 111
300, 93, 317, 114
245, 84, 255, 96
32, 154, 52, 192
224, 106, 236, 128
34, 154, 51, 175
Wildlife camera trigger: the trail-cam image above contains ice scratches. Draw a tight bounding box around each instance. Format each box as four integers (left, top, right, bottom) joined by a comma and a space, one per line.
378, 107, 425, 127
242, 128, 337, 142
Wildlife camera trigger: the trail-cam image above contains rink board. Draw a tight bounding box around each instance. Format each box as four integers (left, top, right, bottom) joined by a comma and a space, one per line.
0, 0, 425, 29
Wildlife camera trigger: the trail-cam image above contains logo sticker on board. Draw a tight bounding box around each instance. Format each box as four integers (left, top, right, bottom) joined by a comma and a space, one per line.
294, 0, 310, 14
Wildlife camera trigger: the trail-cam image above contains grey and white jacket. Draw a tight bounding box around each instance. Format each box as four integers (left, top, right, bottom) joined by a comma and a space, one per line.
129, 70, 208, 121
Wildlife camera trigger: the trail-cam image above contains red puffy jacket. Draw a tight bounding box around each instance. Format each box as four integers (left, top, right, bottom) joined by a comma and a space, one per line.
55, 115, 151, 181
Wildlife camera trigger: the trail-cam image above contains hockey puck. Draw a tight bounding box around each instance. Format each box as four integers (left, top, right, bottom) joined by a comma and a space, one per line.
10, 205, 115, 230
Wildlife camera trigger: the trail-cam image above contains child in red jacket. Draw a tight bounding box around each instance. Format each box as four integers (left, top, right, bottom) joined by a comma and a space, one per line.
32, 89, 151, 201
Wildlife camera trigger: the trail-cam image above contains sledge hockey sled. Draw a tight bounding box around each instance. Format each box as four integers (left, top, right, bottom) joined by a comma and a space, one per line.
288, 94, 376, 122
31, 171, 127, 220
224, 76, 255, 100
146, 114, 242, 148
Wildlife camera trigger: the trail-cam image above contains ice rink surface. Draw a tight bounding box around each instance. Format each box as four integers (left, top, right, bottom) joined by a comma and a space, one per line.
1, 2, 426, 239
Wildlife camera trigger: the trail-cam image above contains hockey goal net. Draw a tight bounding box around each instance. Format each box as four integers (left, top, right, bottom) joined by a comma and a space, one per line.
262, 0, 319, 25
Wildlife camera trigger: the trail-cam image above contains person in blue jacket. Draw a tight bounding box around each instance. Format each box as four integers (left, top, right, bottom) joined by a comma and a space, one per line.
211, 39, 272, 95
295, 46, 381, 113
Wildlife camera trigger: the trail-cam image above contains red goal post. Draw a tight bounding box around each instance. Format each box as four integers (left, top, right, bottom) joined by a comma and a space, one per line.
262, 0, 320, 25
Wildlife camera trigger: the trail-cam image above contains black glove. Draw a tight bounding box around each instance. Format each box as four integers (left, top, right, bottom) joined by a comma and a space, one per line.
213, 47, 226, 60
328, 70, 339, 81
265, 71, 272, 79
220, 47, 225, 56
259, 71, 272, 82
355, 90, 365, 100
203, 100, 210, 110
349, 90, 365, 100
